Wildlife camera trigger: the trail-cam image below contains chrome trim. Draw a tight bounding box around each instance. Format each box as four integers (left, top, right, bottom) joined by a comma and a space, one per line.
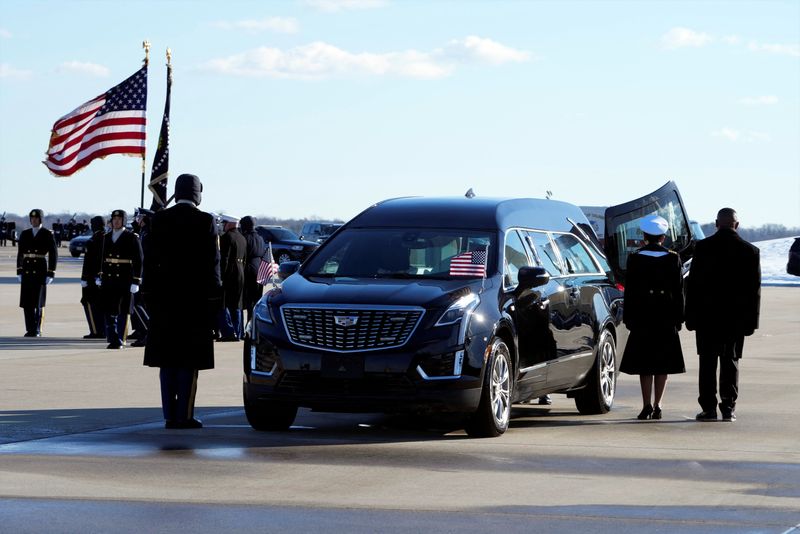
280, 303, 425, 353
554, 350, 594, 364
416, 350, 465, 381
518, 361, 547, 374
252, 363, 278, 377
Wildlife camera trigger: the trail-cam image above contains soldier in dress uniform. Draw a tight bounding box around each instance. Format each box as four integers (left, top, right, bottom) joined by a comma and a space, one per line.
0, 215, 7, 247
143, 174, 222, 429
16, 209, 58, 337
52, 219, 63, 247
80, 216, 108, 339
619, 214, 685, 420
98, 209, 143, 349
129, 208, 153, 347
240, 215, 265, 324
218, 214, 247, 341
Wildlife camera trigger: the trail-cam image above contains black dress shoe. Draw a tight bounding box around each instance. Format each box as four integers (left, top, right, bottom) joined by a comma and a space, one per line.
537, 395, 552, 405
651, 406, 662, 420
695, 410, 718, 421
637, 405, 653, 420
130, 338, 147, 347
106, 343, 123, 349
721, 411, 736, 422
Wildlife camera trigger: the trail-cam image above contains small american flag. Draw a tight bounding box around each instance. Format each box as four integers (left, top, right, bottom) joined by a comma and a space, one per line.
449, 249, 488, 277
43, 66, 147, 177
257, 242, 278, 285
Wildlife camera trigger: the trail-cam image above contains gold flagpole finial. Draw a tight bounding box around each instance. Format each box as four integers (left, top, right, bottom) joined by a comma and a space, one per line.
166, 48, 172, 66
143, 40, 151, 65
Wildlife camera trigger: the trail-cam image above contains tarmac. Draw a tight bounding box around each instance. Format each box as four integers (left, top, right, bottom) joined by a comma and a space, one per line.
0, 245, 799, 533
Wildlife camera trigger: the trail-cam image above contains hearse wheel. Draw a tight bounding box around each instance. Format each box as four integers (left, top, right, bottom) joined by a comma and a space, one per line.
575, 329, 616, 415
466, 338, 513, 438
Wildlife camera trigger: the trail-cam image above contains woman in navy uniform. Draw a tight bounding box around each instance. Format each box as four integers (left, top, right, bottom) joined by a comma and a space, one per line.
143, 174, 222, 429
80, 216, 108, 339
240, 215, 265, 324
218, 215, 247, 341
620, 215, 685, 420
17, 209, 58, 336
98, 209, 143, 349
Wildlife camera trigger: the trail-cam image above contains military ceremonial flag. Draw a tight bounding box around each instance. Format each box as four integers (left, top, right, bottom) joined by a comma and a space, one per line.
43, 66, 148, 177
257, 242, 279, 285
449, 248, 488, 277
148, 57, 171, 210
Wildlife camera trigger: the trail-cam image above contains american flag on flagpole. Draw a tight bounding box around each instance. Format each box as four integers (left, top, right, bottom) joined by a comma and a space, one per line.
257, 242, 279, 285
43, 66, 147, 177
449, 248, 488, 277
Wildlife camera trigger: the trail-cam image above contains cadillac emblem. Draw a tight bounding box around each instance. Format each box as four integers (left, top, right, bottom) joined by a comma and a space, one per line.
334, 315, 359, 327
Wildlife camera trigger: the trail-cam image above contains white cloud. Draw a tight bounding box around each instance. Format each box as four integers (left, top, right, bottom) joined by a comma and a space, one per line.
712, 128, 771, 143
0, 63, 32, 80
201, 37, 530, 79
304, 0, 388, 12
57, 61, 110, 77
661, 27, 713, 49
445, 36, 531, 64
748, 41, 800, 57
739, 95, 778, 106
212, 17, 299, 34
721, 35, 740, 46
0, 28, 11, 39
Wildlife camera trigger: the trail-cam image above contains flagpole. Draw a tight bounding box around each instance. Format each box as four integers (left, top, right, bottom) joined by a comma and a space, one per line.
140, 40, 151, 209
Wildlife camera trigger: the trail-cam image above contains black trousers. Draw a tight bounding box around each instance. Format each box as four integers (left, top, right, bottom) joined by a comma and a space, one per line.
83, 301, 104, 336
159, 368, 199, 422
697, 334, 743, 413
104, 291, 131, 346
23, 307, 42, 335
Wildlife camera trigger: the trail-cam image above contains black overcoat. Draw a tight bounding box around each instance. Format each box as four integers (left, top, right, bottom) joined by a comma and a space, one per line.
143, 203, 221, 370
620, 244, 685, 375
685, 228, 761, 341
220, 228, 246, 309
16, 228, 57, 308
242, 228, 265, 310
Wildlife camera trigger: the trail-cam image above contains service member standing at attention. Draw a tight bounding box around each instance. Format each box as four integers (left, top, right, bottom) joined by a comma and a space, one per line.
80, 216, 108, 339
17, 209, 58, 337
218, 215, 247, 341
686, 208, 760, 422
143, 174, 222, 429
99, 210, 143, 349
240, 215, 265, 324
619, 214, 685, 420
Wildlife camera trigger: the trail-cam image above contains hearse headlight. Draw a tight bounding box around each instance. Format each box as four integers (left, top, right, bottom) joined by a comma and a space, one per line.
254, 293, 274, 324
436, 293, 480, 327
291, 245, 303, 251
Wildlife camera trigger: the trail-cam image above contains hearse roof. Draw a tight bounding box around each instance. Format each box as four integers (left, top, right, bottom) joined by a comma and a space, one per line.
350, 196, 591, 233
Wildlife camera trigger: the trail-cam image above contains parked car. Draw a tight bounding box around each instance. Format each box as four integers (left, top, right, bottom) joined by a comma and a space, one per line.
243, 182, 694, 437
68, 230, 93, 257
300, 221, 343, 244
254, 225, 319, 264
787, 237, 800, 276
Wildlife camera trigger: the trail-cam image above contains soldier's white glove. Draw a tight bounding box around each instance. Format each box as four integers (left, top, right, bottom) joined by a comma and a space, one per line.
17, 275, 22, 283
130, 284, 139, 294
45, 277, 53, 285
80, 280, 88, 288
95, 277, 102, 287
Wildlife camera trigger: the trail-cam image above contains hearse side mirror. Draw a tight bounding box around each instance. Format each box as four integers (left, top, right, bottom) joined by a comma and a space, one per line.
517, 266, 550, 289
278, 261, 301, 280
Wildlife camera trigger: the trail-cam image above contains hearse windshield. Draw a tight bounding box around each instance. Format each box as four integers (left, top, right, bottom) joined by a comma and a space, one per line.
302, 228, 496, 279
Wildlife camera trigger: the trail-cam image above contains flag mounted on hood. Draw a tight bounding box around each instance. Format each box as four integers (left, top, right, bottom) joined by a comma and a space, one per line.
148, 58, 172, 210
43, 66, 147, 177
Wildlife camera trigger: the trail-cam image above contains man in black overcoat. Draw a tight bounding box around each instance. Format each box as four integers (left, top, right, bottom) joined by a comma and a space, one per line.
143, 174, 222, 429
99, 210, 143, 349
17, 209, 58, 337
80, 216, 107, 339
218, 215, 247, 341
240, 215, 265, 324
686, 208, 761, 422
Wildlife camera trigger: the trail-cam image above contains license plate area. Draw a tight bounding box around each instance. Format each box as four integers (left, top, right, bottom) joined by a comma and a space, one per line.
320, 354, 364, 379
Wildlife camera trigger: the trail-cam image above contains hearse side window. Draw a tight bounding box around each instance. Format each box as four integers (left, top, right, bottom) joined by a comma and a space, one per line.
503, 230, 531, 288
550, 233, 601, 275
524, 230, 564, 276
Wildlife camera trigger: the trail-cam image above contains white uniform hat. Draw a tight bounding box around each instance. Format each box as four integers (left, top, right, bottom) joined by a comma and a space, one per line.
639, 214, 669, 236
219, 214, 239, 224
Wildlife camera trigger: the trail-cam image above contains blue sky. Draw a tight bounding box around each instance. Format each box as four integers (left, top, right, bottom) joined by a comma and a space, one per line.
1, 0, 798, 227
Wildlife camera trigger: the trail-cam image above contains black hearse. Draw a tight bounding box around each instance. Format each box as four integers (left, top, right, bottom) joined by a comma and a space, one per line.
244, 182, 694, 437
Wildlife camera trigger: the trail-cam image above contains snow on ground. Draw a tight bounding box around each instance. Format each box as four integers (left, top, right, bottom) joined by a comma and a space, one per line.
753, 236, 800, 286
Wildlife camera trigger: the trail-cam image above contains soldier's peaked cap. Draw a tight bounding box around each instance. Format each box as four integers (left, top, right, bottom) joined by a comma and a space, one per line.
639, 214, 669, 236
29, 209, 44, 218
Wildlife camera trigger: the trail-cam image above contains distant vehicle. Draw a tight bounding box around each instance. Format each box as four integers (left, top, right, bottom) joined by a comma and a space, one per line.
254, 225, 319, 264
787, 237, 800, 276
300, 221, 343, 244
68, 230, 93, 257
243, 182, 695, 437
